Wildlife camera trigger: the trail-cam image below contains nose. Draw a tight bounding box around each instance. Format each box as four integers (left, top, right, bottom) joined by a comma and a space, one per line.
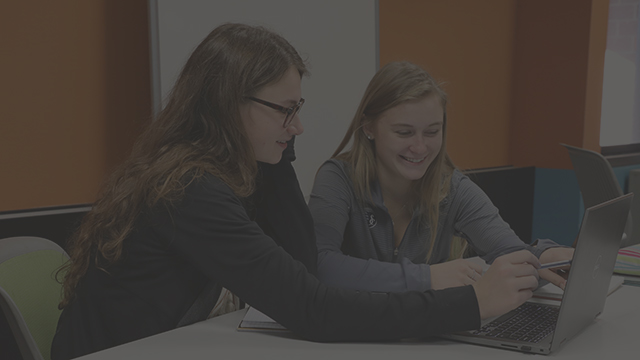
409, 135, 427, 153
286, 114, 304, 136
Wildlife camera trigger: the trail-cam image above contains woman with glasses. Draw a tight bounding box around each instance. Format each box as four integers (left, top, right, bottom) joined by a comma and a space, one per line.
52, 24, 544, 360
308, 61, 573, 294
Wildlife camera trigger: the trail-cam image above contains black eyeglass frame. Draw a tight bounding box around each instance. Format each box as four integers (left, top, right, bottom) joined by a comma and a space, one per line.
247, 96, 305, 128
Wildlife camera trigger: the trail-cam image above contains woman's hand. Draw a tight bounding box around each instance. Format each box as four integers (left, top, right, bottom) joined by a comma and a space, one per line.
472, 250, 540, 319
430, 259, 484, 290
538, 247, 575, 290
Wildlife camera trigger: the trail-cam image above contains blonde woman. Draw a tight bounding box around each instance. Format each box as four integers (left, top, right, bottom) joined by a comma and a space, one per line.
309, 61, 573, 293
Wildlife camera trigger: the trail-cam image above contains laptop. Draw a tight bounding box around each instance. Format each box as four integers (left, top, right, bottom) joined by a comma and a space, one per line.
442, 193, 633, 355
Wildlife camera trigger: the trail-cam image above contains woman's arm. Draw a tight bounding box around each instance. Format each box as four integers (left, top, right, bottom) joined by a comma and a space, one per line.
254, 137, 317, 274
169, 174, 481, 342
309, 160, 432, 292
452, 174, 561, 262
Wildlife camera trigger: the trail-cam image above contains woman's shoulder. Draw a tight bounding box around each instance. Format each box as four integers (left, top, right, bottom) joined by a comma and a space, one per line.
440, 169, 468, 205
312, 158, 358, 199
446, 169, 466, 192
319, 158, 350, 173
316, 158, 353, 182
168, 172, 255, 224
184, 172, 242, 203
445, 168, 492, 206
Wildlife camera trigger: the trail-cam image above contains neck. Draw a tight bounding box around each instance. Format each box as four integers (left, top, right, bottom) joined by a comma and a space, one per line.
376, 166, 414, 209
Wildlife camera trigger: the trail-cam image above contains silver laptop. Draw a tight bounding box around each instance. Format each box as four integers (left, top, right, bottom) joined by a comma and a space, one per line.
442, 193, 633, 355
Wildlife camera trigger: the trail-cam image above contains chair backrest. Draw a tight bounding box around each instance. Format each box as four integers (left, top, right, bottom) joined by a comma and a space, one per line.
0, 236, 69, 360
561, 143, 633, 247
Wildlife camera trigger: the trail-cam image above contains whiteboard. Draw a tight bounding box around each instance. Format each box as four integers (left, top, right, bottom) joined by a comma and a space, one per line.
149, 0, 378, 199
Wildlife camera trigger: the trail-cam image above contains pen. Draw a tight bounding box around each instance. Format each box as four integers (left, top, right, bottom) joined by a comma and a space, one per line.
539, 260, 572, 269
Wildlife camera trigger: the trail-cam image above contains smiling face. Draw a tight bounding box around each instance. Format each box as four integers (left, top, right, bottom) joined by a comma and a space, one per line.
364, 95, 444, 188
240, 66, 304, 164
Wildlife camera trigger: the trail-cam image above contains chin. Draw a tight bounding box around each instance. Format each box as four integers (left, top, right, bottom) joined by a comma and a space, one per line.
260, 154, 282, 165
399, 168, 428, 181
397, 160, 434, 180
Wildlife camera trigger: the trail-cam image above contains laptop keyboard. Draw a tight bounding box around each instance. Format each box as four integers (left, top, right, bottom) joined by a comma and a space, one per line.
471, 302, 559, 343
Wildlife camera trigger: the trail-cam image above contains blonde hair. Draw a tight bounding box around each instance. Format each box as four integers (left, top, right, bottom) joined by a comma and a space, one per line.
332, 61, 455, 262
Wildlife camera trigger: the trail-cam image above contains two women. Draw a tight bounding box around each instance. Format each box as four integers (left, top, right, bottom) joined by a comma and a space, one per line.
52, 24, 543, 359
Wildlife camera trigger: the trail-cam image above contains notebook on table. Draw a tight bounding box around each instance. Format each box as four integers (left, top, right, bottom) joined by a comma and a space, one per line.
615, 243, 640, 276
237, 306, 287, 332
441, 193, 633, 355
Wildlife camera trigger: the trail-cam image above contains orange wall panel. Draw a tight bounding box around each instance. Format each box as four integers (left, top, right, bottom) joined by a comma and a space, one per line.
510, 2, 589, 167
380, 0, 608, 170
0, 0, 609, 212
509, 0, 607, 169
379, 0, 517, 170
0, 1, 150, 212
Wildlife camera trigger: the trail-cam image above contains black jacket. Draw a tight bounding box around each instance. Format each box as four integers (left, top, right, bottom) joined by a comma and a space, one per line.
51, 140, 480, 359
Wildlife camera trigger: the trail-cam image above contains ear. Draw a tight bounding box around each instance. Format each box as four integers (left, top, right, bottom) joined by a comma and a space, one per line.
362, 118, 374, 139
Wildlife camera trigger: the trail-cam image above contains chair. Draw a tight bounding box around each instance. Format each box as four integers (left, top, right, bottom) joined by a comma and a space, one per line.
561, 143, 633, 247
0, 236, 69, 360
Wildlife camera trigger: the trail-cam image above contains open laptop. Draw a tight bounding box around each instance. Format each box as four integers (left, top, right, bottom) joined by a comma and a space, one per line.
442, 193, 633, 355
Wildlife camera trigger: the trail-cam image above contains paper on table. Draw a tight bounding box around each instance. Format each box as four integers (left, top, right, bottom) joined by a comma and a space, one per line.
237, 307, 288, 332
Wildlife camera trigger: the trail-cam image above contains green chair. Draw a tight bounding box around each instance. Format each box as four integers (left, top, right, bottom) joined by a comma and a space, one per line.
0, 236, 69, 360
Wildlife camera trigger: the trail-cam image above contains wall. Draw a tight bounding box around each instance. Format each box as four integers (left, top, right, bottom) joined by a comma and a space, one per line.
379, 0, 609, 170
512, 0, 612, 244
0, 0, 620, 236
607, 0, 640, 62
379, 0, 516, 170
600, 0, 639, 146
151, 0, 378, 199
0, 1, 151, 212
510, 0, 609, 169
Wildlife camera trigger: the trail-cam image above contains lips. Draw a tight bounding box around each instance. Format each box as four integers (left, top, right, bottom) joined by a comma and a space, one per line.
400, 155, 426, 164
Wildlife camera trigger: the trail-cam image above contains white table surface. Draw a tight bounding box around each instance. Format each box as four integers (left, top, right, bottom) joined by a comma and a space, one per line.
77, 285, 640, 359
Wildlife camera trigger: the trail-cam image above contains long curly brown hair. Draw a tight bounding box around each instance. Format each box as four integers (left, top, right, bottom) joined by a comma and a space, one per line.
57, 23, 308, 308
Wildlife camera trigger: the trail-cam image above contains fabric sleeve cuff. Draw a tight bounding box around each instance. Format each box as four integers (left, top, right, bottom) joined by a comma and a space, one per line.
431, 285, 481, 334
529, 238, 568, 258
400, 258, 432, 291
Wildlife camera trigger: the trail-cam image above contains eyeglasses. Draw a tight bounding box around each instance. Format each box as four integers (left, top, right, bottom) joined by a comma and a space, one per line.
247, 96, 305, 128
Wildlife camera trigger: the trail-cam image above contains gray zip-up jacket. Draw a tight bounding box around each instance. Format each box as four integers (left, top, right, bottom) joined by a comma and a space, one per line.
309, 159, 558, 292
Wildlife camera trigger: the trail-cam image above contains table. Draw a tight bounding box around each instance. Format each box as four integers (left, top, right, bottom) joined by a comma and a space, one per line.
77, 285, 640, 359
